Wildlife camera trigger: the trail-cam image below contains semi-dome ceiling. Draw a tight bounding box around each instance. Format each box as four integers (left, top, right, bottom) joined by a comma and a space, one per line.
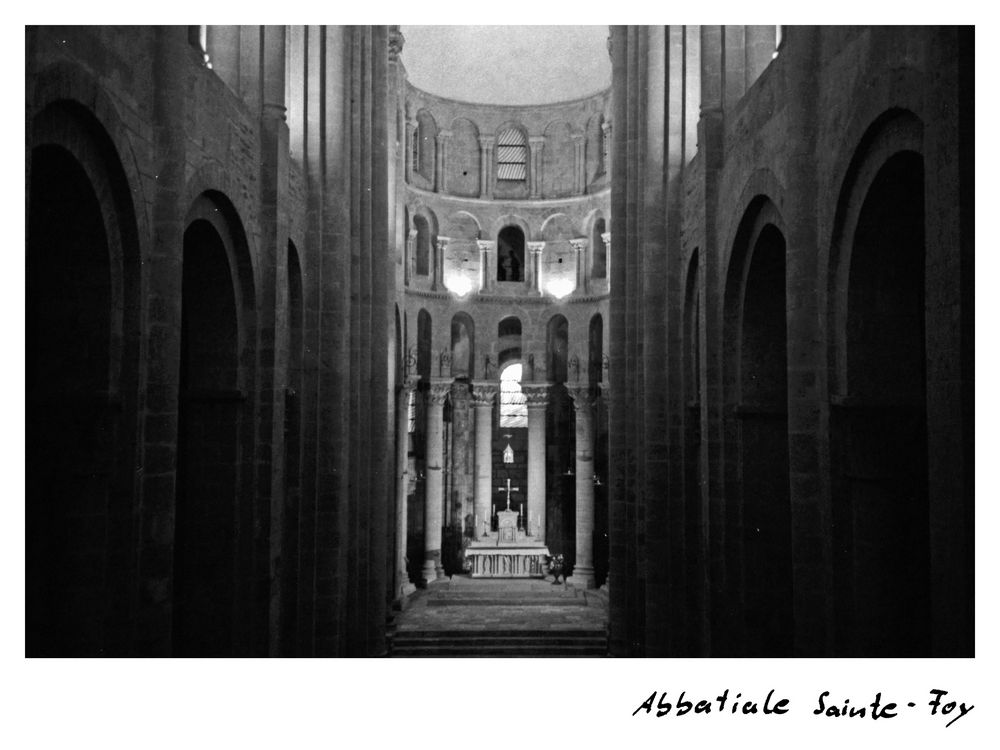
400, 26, 611, 106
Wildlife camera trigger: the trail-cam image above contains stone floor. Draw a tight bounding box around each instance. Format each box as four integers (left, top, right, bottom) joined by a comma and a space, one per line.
388, 576, 609, 656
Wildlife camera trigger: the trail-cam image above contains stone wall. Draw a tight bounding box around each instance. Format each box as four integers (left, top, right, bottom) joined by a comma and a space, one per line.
610, 25, 974, 657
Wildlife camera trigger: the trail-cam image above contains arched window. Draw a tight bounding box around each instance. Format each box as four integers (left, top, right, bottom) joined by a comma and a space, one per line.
414, 214, 431, 276
499, 363, 528, 428
496, 128, 527, 182
416, 110, 437, 179
592, 217, 607, 279
497, 225, 525, 282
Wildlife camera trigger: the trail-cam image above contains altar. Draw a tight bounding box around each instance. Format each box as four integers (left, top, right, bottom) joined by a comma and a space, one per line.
464, 494, 549, 578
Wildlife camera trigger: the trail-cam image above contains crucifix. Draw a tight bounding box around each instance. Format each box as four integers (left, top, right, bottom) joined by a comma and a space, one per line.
496, 477, 520, 511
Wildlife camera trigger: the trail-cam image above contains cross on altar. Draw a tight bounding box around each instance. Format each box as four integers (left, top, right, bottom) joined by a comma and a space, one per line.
496, 477, 520, 511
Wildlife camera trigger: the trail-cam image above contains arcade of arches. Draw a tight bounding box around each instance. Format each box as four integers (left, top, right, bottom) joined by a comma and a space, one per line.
25, 26, 973, 657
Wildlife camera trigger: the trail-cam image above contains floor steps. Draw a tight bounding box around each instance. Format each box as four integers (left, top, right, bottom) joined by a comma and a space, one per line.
388, 576, 609, 657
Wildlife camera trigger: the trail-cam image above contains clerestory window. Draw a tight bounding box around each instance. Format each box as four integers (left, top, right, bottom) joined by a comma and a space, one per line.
496, 129, 527, 182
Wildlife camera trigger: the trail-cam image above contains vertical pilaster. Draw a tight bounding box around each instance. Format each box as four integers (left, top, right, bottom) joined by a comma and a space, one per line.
422, 378, 452, 583
259, 24, 290, 657
476, 240, 493, 293
527, 241, 545, 294
523, 384, 551, 542
566, 383, 596, 588
528, 135, 545, 198
435, 129, 450, 193
404, 116, 416, 183
570, 238, 588, 295
698, 23, 730, 655
471, 382, 499, 538
406, 229, 416, 285
478, 134, 494, 198
572, 132, 586, 193
433, 236, 448, 291
601, 232, 612, 284
607, 24, 630, 656
138, 25, 188, 656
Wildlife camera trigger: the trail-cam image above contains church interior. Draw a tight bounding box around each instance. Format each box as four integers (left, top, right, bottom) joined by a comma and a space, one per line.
25, 25, 974, 657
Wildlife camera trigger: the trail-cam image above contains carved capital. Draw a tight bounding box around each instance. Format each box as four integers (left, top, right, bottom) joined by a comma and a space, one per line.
427, 378, 453, 406
521, 383, 552, 408
476, 240, 495, 253
527, 241, 546, 254
478, 135, 494, 150
436, 236, 451, 251
470, 381, 500, 408
436, 130, 452, 144
601, 120, 612, 135
438, 348, 452, 377
569, 238, 588, 253
601, 231, 612, 250
571, 132, 585, 143
566, 382, 597, 410
401, 374, 420, 394
388, 29, 405, 61
528, 135, 546, 148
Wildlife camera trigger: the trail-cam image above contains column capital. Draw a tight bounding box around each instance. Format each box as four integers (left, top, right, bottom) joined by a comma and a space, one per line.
388, 28, 405, 61
408, 228, 418, 240
400, 374, 420, 394
569, 238, 588, 252
528, 135, 546, 148
601, 120, 612, 134
476, 239, 495, 252
601, 231, 612, 247
436, 129, 452, 143
470, 381, 500, 407
521, 382, 552, 408
566, 382, 597, 410
527, 241, 546, 254
427, 377, 454, 405
570, 132, 586, 143
478, 134, 495, 149
435, 235, 450, 251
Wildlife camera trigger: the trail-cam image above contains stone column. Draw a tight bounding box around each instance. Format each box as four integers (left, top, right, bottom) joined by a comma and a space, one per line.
572, 132, 586, 193
422, 378, 452, 584
527, 241, 545, 294
395, 375, 419, 599
478, 134, 494, 198
601, 231, 612, 284
566, 383, 596, 588
433, 236, 449, 291
601, 120, 612, 175
522, 383, 551, 542
405, 229, 416, 286
471, 381, 499, 537
570, 238, 588, 295
476, 239, 494, 293
405, 117, 416, 183
435, 129, 451, 193
528, 135, 545, 198
598, 381, 611, 592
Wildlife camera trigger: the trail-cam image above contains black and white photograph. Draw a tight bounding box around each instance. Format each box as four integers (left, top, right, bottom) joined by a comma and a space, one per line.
12, 6, 990, 748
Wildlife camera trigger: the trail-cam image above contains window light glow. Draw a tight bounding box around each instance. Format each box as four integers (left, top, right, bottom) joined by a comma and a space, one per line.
444, 273, 473, 297
546, 278, 574, 299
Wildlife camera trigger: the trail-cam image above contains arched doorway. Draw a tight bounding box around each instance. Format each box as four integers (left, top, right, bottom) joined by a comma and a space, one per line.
26, 101, 141, 656
27, 145, 114, 655
833, 149, 928, 656
497, 226, 525, 282
725, 198, 792, 656
173, 195, 251, 656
